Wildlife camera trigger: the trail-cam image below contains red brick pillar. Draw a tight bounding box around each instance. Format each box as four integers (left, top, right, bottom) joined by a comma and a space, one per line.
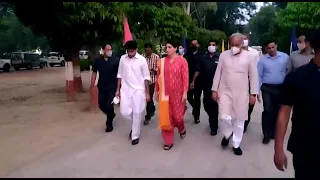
90, 67, 99, 108
65, 61, 75, 101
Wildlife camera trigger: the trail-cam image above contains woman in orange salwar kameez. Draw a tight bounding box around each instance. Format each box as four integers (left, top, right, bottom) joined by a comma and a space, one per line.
155, 40, 189, 150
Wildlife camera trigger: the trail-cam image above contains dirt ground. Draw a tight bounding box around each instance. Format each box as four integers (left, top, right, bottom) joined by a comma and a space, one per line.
0, 67, 293, 178
0, 67, 100, 176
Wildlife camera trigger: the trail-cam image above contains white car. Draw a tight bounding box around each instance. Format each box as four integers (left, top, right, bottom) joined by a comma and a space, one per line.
0, 58, 11, 72
79, 50, 89, 59
47, 52, 65, 67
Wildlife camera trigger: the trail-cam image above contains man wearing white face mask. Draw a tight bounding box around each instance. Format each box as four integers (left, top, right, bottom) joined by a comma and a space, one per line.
242, 34, 261, 133
191, 40, 220, 136
211, 33, 259, 156
91, 44, 120, 133
287, 34, 314, 73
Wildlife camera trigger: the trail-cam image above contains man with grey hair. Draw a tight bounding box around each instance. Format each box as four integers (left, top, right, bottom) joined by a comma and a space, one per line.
211, 33, 259, 156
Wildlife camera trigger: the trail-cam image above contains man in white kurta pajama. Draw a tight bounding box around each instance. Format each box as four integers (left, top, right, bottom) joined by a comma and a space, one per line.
211, 33, 259, 156
116, 40, 151, 145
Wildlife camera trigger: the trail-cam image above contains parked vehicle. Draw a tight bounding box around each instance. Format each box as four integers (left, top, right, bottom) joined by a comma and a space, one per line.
11, 52, 46, 71
0, 58, 11, 72
79, 50, 89, 59
47, 52, 65, 67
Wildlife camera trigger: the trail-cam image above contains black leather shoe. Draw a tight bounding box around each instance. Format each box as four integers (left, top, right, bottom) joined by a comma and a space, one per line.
105, 125, 113, 133
262, 137, 270, 144
221, 137, 230, 147
143, 119, 150, 125
194, 118, 200, 124
233, 147, 243, 156
132, 138, 139, 145
210, 130, 217, 136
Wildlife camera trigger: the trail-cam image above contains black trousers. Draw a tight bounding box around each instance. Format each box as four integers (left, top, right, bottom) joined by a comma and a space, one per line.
202, 90, 219, 131
244, 103, 255, 132
293, 153, 320, 178
145, 83, 155, 120
187, 85, 202, 119
98, 90, 115, 126
261, 84, 281, 139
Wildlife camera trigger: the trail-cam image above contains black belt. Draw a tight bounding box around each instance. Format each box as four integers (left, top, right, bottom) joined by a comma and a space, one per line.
262, 83, 282, 88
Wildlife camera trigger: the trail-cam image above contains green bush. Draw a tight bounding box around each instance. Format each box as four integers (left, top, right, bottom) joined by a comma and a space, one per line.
80, 59, 91, 71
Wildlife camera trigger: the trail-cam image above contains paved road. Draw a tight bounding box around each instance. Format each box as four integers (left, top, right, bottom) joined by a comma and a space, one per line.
0, 69, 293, 178
4, 104, 293, 178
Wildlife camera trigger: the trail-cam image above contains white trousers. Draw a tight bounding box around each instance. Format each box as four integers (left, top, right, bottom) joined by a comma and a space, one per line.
122, 112, 143, 140
220, 114, 245, 148
120, 89, 146, 140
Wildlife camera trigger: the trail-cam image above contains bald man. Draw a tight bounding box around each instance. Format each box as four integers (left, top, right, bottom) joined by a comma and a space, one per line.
91, 44, 120, 133
211, 33, 259, 156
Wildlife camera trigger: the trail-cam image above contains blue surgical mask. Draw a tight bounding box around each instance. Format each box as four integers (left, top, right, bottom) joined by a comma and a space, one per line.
106, 51, 112, 57
178, 49, 184, 55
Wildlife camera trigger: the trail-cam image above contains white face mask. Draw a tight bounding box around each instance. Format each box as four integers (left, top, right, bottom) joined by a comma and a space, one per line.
231, 46, 241, 55
297, 43, 306, 51
208, 45, 216, 53
243, 40, 249, 47
106, 51, 113, 57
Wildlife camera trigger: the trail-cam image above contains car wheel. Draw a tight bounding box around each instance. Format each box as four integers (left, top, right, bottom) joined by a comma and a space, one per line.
39, 63, 44, 69
50, 63, 54, 67
26, 63, 33, 70
3, 63, 10, 72
14, 66, 20, 71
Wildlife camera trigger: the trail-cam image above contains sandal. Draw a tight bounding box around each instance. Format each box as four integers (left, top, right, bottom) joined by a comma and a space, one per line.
180, 129, 186, 139
164, 144, 173, 150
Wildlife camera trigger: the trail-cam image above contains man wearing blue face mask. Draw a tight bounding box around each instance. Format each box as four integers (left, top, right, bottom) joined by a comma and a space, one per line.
91, 44, 120, 133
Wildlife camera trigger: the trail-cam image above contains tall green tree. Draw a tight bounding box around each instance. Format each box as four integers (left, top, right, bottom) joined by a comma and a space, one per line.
204, 2, 256, 35
276, 2, 320, 30
248, 4, 291, 53
12, 2, 131, 54
0, 11, 48, 53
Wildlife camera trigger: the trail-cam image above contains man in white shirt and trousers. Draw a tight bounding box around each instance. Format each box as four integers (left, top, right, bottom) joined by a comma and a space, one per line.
211, 33, 259, 156
116, 40, 151, 145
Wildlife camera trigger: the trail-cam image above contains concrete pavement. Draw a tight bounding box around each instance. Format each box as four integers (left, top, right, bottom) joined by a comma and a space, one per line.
3, 103, 293, 178
0, 69, 293, 178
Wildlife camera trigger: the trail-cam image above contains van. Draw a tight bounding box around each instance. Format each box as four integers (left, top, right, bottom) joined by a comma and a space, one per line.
11, 52, 46, 71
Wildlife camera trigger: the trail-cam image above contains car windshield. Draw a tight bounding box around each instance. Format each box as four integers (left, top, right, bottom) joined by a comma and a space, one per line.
11, 53, 23, 60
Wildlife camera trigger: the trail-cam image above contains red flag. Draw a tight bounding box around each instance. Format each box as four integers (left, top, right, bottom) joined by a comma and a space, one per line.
123, 13, 133, 46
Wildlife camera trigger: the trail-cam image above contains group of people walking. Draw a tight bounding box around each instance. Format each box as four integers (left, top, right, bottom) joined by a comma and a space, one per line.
90, 30, 320, 178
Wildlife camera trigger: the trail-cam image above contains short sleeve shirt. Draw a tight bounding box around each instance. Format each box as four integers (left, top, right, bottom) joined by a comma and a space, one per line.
281, 59, 320, 154
92, 56, 120, 92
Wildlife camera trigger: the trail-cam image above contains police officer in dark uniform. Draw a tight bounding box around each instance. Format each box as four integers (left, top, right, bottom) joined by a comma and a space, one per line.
184, 39, 203, 124
190, 40, 220, 135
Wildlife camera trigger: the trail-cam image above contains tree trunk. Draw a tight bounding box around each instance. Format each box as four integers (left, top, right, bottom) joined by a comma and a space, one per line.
187, 2, 191, 15
182, 2, 191, 15
65, 51, 82, 102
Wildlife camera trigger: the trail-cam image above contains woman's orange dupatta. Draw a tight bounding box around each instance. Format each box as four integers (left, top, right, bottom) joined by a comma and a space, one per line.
157, 58, 172, 130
